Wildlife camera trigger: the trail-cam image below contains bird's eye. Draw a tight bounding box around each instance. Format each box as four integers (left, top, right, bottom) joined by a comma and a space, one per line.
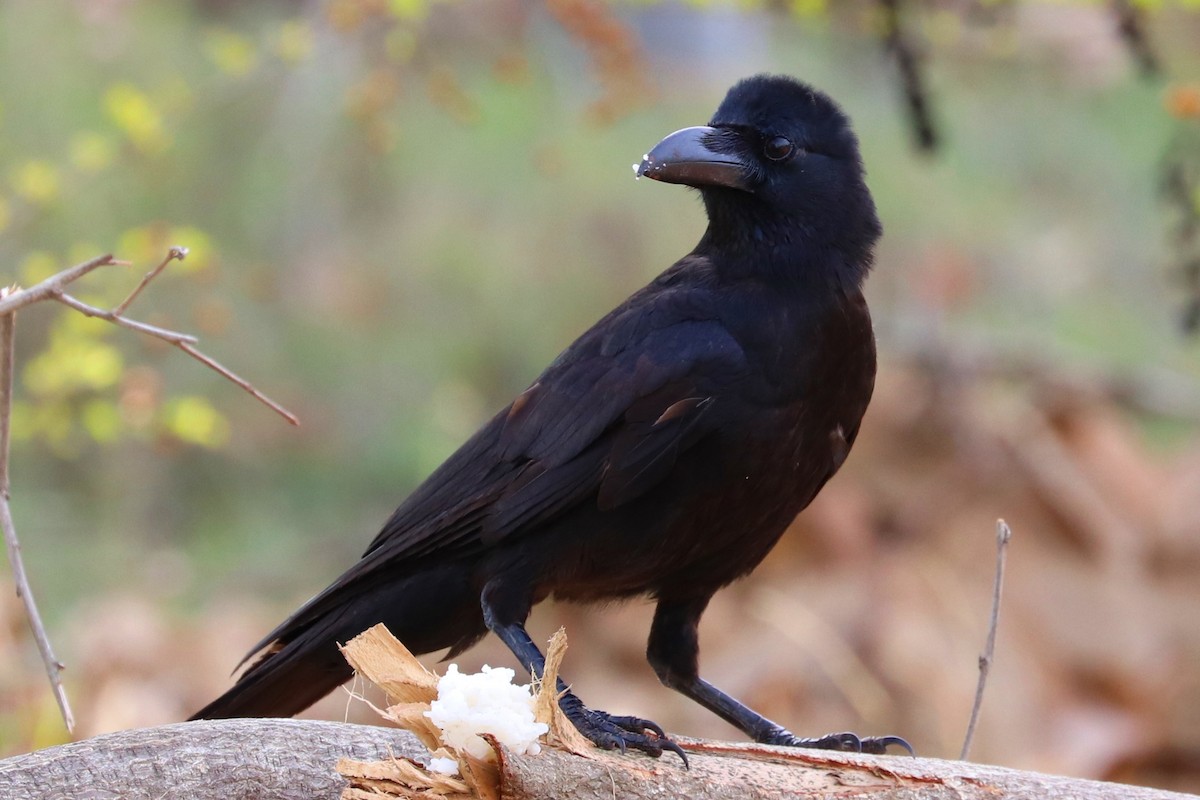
763, 136, 795, 162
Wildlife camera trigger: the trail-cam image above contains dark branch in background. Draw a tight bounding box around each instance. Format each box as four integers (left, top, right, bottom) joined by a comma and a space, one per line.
878, 0, 939, 153
1185, 260, 1200, 334
1159, 132, 1200, 335
0, 249, 298, 734
1112, 0, 1160, 78
961, 519, 1012, 761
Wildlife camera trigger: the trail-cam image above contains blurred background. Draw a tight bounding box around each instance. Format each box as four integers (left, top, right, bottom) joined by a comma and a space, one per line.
1, 0, 1199, 792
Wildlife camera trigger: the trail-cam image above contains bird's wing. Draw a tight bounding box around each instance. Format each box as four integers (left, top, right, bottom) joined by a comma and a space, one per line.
369, 276, 748, 561
241, 275, 746, 658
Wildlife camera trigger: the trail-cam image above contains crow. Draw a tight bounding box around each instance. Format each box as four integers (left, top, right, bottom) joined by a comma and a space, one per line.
192, 74, 906, 762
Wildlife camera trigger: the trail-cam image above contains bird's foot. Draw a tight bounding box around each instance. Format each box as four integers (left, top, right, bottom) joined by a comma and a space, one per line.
761, 727, 914, 756
561, 697, 689, 766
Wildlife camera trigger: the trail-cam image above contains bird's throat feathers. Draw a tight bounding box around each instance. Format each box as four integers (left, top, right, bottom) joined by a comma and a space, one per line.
698, 190, 880, 295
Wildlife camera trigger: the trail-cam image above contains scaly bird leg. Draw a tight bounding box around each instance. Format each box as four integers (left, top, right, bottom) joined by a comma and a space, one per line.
481, 578, 688, 764
647, 596, 912, 756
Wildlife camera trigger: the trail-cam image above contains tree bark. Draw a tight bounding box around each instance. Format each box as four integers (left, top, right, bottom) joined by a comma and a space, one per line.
0, 719, 426, 800
0, 719, 1195, 800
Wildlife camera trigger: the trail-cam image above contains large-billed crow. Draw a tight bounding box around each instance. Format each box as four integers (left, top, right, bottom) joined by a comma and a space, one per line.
193, 75, 904, 762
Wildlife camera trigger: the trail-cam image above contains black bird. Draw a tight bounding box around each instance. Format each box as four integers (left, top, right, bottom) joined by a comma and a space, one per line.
193, 74, 905, 762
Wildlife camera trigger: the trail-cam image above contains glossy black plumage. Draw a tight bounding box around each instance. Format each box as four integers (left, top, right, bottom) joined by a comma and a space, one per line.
192, 74, 904, 760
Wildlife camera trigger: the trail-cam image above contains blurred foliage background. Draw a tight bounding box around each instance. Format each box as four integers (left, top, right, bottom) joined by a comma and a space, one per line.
2, 0, 1200, 792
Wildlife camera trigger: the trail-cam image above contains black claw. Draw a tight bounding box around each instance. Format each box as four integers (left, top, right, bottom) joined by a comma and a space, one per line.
835, 732, 861, 751
861, 735, 914, 756
660, 738, 691, 768
608, 714, 668, 740
561, 704, 688, 766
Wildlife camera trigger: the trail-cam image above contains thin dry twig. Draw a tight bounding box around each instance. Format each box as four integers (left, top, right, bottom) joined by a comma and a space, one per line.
960, 519, 1012, 760
53, 293, 199, 344
111, 246, 187, 317
0, 289, 76, 732
177, 342, 298, 426
0, 249, 298, 733
45, 253, 299, 427
0, 253, 118, 316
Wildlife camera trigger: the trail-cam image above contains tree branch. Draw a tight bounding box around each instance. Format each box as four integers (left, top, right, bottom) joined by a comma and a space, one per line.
1, 248, 299, 735
51, 290, 298, 426
1112, 0, 1160, 78
0, 720, 1192, 800
0, 294, 75, 733
111, 246, 187, 317
0, 253, 119, 316
53, 291, 200, 344
878, 0, 939, 153
960, 519, 1012, 760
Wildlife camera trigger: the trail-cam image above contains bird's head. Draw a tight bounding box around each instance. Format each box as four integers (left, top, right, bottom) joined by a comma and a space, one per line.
637, 75, 880, 286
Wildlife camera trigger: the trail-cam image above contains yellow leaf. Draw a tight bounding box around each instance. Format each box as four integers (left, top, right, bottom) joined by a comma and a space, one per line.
163, 395, 230, 447
10, 160, 60, 206
274, 19, 315, 64
82, 399, 122, 443
389, 0, 430, 20
24, 335, 123, 395
76, 341, 124, 390
204, 28, 259, 77
105, 83, 170, 154
789, 0, 826, 17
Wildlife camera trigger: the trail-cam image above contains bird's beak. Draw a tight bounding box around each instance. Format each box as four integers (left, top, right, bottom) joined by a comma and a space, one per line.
635, 126, 752, 192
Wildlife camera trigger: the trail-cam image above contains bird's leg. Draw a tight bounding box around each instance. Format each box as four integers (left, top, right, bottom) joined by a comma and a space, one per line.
647, 597, 912, 756
480, 578, 688, 764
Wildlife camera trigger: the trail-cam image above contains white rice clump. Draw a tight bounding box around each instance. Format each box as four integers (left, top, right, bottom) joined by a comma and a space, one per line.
425, 664, 549, 760
426, 756, 460, 776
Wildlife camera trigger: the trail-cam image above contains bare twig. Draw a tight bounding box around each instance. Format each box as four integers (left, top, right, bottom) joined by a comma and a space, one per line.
0, 291, 76, 732
54, 292, 199, 344
112, 246, 188, 317
177, 342, 299, 426
960, 519, 1012, 760
46, 258, 299, 426
0, 249, 297, 733
0, 254, 118, 316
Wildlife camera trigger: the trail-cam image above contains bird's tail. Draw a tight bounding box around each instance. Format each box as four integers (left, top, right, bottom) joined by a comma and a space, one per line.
190, 562, 485, 720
